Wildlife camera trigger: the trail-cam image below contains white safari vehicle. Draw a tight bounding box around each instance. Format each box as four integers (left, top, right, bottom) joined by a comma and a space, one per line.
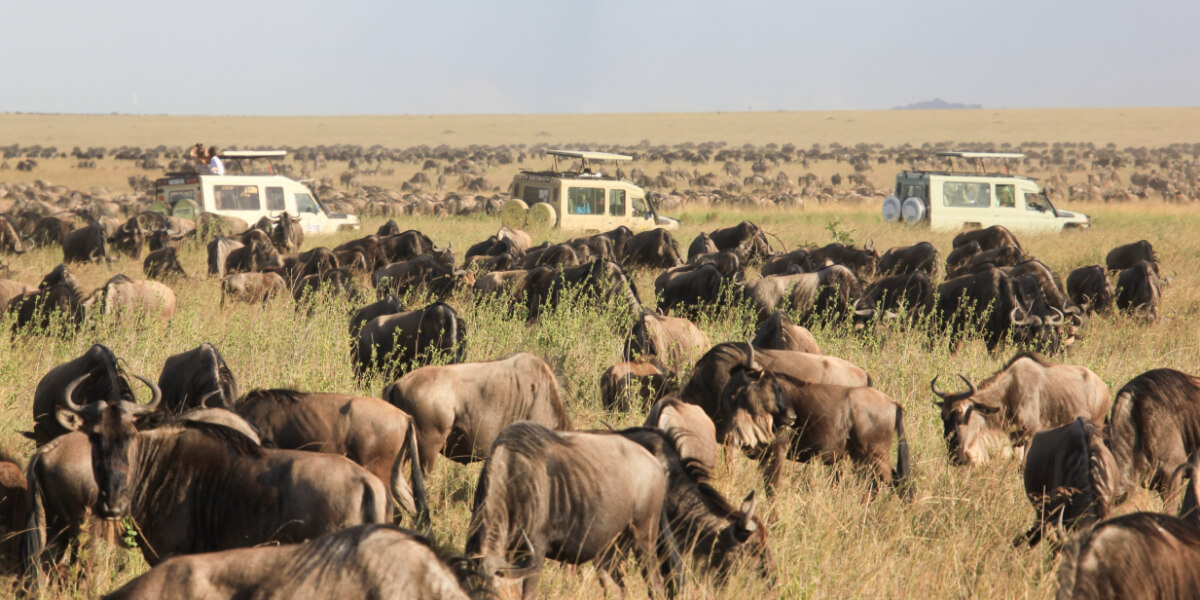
151, 150, 360, 234
501, 149, 679, 232
882, 151, 1090, 233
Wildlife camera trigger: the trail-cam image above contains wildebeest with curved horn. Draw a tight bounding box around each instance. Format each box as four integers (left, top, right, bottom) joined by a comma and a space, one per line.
852, 271, 935, 329
61, 222, 109, 263
8, 264, 87, 333
143, 246, 187, 281
354, 301, 465, 381
29, 344, 141, 445
752, 311, 820, 354
1108, 368, 1200, 503
157, 343, 239, 412
237, 389, 428, 524
1114, 260, 1162, 319
384, 352, 569, 474
1066, 265, 1115, 314
930, 352, 1109, 465
1016, 417, 1117, 547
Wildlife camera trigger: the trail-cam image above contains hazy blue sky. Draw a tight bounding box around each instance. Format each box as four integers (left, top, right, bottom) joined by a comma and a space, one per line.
1, 0, 1195, 115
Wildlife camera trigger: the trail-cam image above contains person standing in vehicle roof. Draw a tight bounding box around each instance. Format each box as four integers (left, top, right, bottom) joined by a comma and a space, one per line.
207, 146, 225, 176
190, 143, 211, 174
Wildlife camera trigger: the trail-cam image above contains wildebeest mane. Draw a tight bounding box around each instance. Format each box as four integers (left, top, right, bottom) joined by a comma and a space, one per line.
617, 426, 739, 518
178, 420, 265, 458
240, 388, 307, 406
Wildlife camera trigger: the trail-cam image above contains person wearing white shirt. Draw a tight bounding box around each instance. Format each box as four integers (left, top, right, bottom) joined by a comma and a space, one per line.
207, 146, 225, 176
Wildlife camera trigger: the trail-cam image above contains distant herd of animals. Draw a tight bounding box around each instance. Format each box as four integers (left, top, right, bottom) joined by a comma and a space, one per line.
0, 196, 1191, 598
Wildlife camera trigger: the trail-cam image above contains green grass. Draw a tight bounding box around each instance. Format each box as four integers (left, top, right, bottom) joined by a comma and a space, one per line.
1, 203, 1196, 599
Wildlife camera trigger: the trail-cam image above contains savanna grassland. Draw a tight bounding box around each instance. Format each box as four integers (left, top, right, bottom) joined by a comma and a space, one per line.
1, 109, 1199, 599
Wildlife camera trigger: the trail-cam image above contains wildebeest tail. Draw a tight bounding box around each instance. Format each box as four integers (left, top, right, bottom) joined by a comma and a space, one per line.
657, 501, 685, 597
1055, 528, 1090, 600
21, 452, 47, 583
1083, 420, 1117, 520
361, 475, 383, 525
403, 419, 430, 530
893, 405, 914, 500
1107, 383, 1138, 503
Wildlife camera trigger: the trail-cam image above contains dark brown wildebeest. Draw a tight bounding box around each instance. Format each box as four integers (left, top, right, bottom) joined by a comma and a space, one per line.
270, 212, 304, 253
687, 232, 718, 262
523, 242, 581, 269
1108, 369, 1200, 503
220, 272, 287, 306
1016, 417, 1117, 547
807, 242, 878, 280
597, 225, 633, 261
752, 311, 820, 354
293, 268, 354, 305
377, 219, 402, 237
690, 249, 744, 280
30, 215, 75, 248
680, 342, 870, 431
1055, 512, 1200, 599
100, 524, 495, 600
464, 248, 524, 274
706, 220, 771, 261
624, 311, 711, 372
624, 228, 683, 269
334, 234, 385, 272
852, 271, 935, 329
470, 269, 528, 303
61, 222, 108, 263
206, 236, 244, 277
91, 274, 177, 324
380, 230, 444, 263
348, 295, 403, 340
1009, 260, 1077, 316
30, 344, 140, 445
719, 350, 912, 495
644, 396, 719, 474
30, 383, 388, 567
109, 217, 146, 259
237, 390, 428, 523
1114, 260, 1162, 319
372, 255, 470, 301
930, 352, 1110, 465
1105, 239, 1157, 273
0, 450, 27, 565
953, 224, 1023, 253
759, 248, 815, 276
143, 247, 187, 281
525, 259, 642, 322
601, 357, 674, 412
743, 264, 860, 322
225, 229, 284, 274
565, 233, 616, 263
1067, 265, 1115, 314
354, 302, 465, 381
465, 422, 678, 599
384, 352, 569, 473
655, 262, 731, 318
936, 267, 1056, 352
281, 246, 339, 286
158, 343, 238, 412
875, 241, 938, 277
944, 240, 981, 272
946, 244, 1024, 278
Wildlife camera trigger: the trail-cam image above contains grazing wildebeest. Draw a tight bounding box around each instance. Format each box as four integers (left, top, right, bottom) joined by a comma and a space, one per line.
1067, 265, 1115, 314
29, 344, 139, 445
525, 259, 642, 321
706, 221, 771, 260
470, 269, 528, 302
372, 255, 469, 301
99, 524, 495, 600
225, 230, 284, 274
852, 271, 935, 329
157, 343, 238, 412
282, 246, 339, 286
91, 274, 177, 323
644, 396, 719, 474
61, 222, 108, 263
1055, 512, 1200, 600
655, 262, 730, 317
930, 353, 1110, 465
944, 240, 981, 272
380, 230, 444, 263
109, 217, 146, 259
237, 390, 428, 522
353, 302, 465, 380
625, 311, 711, 371
292, 268, 353, 304
743, 264, 860, 322
220, 272, 287, 306
143, 247, 187, 281
206, 237, 244, 277
719, 349, 912, 495
690, 249, 744, 280
1114, 260, 1162, 319
0, 450, 27, 564
1016, 417, 1117, 547
464, 422, 678, 599
334, 235, 385, 271
875, 241, 938, 277
348, 295, 403, 340
523, 242, 580, 269
624, 228, 683, 269
1108, 369, 1200, 502
752, 311, 820, 354
384, 352, 569, 473
953, 225, 1023, 252
8, 264, 87, 332
1105, 239, 1157, 273
759, 248, 815, 276
936, 267, 1055, 352
601, 357, 674, 412
946, 244, 1024, 278
807, 242, 878, 279
687, 232, 718, 262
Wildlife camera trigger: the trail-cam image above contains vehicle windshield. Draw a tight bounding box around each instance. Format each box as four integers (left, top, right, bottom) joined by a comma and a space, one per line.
1040, 191, 1059, 216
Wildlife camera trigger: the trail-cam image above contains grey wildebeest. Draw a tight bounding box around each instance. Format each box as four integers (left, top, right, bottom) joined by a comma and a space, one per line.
236, 389, 428, 523
644, 396, 719, 475
1017, 417, 1118, 547
930, 352, 1110, 465
601, 357, 674, 413
743, 264, 860, 323
751, 311, 820, 354
89, 274, 177, 324
1108, 368, 1200, 503
206, 237, 244, 277
718, 347, 912, 495
465, 422, 679, 599
100, 524, 494, 600
625, 311, 711, 372
1055, 511, 1200, 600
353, 301, 465, 381
384, 352, 569, 474
220, 272, 287, 306
157, 343, 238, 412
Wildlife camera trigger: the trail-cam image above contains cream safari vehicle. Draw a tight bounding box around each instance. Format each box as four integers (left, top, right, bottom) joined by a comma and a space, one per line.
151, 150, 360, 234
501, 149, 679, 233
882, 151, 1090, 232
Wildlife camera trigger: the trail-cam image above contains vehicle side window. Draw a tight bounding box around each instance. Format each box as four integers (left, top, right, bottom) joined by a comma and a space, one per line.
266, 186, 286, 211
522, 186, 551, 204
995, 185, 1015, 208
1025, 192, 1048, 212
632, 196, 648, 217
295, 192, 320, 214
567, 187, 604, 215
943, 182, 990, 208
214, 185, 261, 211
609, 189, 626, 216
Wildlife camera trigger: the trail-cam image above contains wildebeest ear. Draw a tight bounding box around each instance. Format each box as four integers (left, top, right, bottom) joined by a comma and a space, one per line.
971, 404, 1001, 415
738, 491, 758, 531
55, 406, 86, 432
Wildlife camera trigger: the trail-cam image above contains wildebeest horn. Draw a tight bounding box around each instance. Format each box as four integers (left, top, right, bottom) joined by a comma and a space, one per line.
1010, 306, 1039, 327
744, 342, 757, 371
1048, 307, 1065, 326
198, 389, 223, 408
131, 373, 162, 413
61, 373, 90, 412
956, 374, 977, 397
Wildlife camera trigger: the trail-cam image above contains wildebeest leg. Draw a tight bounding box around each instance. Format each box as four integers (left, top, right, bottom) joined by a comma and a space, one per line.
595, 555, 628, 600
762, 428, 794, 495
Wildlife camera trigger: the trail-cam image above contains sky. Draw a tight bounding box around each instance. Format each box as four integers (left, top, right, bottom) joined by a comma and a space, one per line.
1, 0, 1196, 116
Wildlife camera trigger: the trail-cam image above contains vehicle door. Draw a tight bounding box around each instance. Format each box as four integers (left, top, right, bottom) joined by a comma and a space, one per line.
564, 185, 606, 231
1018, 189, 1060, 232
629, 195, 657, 231
293, 189, 328, 234
988, 182, 1020, 226
606, 187, 627, 230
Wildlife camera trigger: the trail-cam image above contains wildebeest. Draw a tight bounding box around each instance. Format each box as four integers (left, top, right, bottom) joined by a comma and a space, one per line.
644, 396, 719, 474
601, 357, 674, 412
157, 343, 238, 412
806, 242, 878, 279
705, 221, 771, 261
380, 230, 445, 263
759, 248, 815, 276
623, 228, 683, 269
8, 264, 87, 332
348, 294, 403, 340
852, 271, 935, 329
930, 352, 1110, 465
220, 271, 287, 306
936, 267, 1055, 352
109, 217, 146, 259
100, 524, 495, 600
29, 343, 140, 445
719, 349, 912, 495
384, 352, 569, 473
372, 255, 469, 301
224, 229, 283, 274
525, 259, 642, 321
61, 222, 108, 263
1055, 511, 1200, 600
655, 262, 731, 317
334, 235, 385, 271
625, 311, 711, 371
0, 216, 25, 254
946, 244, 1024, 278
687, 232, 718, 262
1105, 239, 1157, 273
142, 246, 187, 281
91, 274, 177, 323
237, 390, 428, 522
1108, 368, 1200, 502
743, 264, 860, 322
875, 241, 938, 277
953, 225, 1023, 252
1017, 417, 1117, 547
281, 246, 339, 286
465, 422, 678, 599
1114, 260, 1162, 318
751, 311, 820, 354
944, 240, 981, 272
353, 302, 465, 380
1066, 265, 1115, 314
0, 450, 27, 564
0, 278, 37, 312
206, 236, 244, 277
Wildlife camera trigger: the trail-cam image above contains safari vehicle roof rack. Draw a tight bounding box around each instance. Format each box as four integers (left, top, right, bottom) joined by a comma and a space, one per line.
935, 151, 1025, 176
541, 149, 633, 177
220, 150, 287, 160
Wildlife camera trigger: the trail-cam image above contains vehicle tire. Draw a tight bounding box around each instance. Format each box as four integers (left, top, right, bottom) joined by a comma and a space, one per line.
172, 199, 198, 220
146, 201, 170, 216
882, 195, 901, 222
526, 202, 557, 232
901, 197, 926, 225
500, 199, 529, 229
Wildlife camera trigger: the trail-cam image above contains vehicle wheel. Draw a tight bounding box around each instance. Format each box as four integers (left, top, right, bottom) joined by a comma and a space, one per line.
526, 202, 557, 232
901, 197, 926, 225
146, 201, 170, 216
500, 199, 529, 229
882, 195, 901, 222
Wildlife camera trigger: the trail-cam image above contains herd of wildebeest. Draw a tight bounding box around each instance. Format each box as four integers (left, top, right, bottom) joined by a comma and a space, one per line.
0, 186, 1196, 599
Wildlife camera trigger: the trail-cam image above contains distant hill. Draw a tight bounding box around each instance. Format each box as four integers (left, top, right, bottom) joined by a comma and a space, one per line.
893, 98, 982, 110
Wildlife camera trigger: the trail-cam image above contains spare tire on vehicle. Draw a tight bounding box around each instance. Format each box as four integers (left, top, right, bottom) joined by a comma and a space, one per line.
526, 202, 556, 232
902, 197, 926, 225
882, 195, 901, 222
500, 199, 529, 229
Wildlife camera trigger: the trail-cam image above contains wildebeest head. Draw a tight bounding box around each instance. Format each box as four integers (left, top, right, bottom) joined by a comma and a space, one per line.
930, 375, 1000, 465
717, 345, 795, 450
56, 368, 162, 518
